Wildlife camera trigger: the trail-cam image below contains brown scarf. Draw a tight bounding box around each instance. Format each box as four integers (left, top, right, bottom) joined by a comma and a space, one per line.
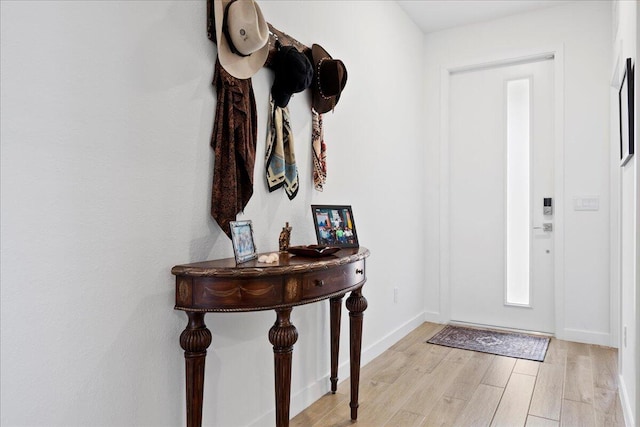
210, 59, 257, 238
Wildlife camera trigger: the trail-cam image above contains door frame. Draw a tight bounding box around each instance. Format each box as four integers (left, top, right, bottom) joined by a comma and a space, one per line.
438, 46, 566, 337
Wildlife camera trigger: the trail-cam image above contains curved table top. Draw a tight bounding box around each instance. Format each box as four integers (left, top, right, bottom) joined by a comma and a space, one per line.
172, 247, 370, 278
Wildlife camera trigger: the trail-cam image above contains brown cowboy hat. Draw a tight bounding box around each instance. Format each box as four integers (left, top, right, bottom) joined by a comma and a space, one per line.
310, 44, 348, 114
214, 0, 270, 79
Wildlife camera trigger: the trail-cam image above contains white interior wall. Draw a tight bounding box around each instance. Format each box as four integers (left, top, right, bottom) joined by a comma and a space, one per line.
1, 1, 627, 426
422, 1, 613, 346
0, 1, 425, 426
613, 1, 638, 425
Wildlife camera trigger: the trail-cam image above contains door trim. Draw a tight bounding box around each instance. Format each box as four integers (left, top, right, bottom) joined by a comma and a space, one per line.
438, 46, 565, 337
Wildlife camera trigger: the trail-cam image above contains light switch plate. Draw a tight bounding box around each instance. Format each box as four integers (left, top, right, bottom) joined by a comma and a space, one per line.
574, 196, 599, 211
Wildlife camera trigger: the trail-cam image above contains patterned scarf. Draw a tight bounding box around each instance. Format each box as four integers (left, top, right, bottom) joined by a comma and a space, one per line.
210, 59, 257, 239
311, 108, 327, 191
266, 96, 298, 199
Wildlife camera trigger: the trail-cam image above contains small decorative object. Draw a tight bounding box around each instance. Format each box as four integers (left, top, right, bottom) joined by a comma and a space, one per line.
288, 245, 340, 258
279, 222, 292, 252
619, 57, 634, 166
230, 220, 258, 264
311, 205, 359, 248
258, 253, 280, 264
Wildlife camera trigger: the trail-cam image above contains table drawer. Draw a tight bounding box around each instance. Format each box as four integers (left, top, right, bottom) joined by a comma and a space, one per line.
190, 276, 284, 310
301, 260, 365, 299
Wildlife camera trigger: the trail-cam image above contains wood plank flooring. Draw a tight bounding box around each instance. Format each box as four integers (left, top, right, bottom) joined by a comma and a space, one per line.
291, 322, 625, 427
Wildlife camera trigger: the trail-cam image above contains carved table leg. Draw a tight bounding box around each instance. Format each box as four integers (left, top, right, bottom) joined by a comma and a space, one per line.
269, 307, 298, 427
346, 288, 368, 421
329, 296, 343, 393
179, 312, 212, 427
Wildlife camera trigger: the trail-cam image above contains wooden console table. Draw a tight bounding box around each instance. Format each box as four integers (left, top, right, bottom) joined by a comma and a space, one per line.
172, 247, 370, 427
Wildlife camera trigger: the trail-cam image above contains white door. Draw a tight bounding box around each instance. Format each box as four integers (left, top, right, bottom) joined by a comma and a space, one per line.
448, 58, 555, 333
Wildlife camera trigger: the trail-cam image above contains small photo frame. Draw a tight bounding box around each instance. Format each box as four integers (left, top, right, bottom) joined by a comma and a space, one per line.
311, 205, 359, 248
619, 57, 634, 166
230, 220, 257, 264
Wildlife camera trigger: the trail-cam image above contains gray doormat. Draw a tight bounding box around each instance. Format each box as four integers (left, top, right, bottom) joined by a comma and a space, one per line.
427, 325, 550, 362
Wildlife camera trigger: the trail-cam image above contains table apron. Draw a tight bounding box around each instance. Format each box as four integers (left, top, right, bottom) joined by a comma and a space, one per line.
175, 260, 366, 312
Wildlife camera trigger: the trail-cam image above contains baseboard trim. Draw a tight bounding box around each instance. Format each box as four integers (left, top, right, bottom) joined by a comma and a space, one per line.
423, 310, 441, 323
618, 373, 635, 427
560, 328, 612, 346
356, 311, 426, 368
249, 311, 426, 426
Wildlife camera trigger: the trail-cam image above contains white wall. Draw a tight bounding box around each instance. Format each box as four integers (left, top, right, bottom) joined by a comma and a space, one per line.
422, 1, 613, 345
0, 1, 425, 426
612, 1, 638, 425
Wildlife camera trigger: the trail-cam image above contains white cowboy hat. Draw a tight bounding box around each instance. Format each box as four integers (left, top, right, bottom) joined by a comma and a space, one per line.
214, 0, 270, 79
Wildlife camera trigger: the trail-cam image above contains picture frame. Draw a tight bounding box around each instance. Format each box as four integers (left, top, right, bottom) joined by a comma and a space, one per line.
619, 57, 634, 166
230, 220, 258, 264
311, 205, 359, 248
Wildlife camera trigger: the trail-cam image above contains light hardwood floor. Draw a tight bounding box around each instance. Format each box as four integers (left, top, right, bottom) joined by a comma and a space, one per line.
291, 322, 625, 427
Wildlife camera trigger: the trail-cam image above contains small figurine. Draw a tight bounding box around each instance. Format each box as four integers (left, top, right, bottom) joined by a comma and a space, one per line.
279, 222, 292, 252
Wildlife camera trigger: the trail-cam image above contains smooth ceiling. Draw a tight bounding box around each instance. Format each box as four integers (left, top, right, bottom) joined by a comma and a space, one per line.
397, 0, 571, 33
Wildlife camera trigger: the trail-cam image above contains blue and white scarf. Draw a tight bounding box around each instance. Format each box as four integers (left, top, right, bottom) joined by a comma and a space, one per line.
265, 96, 298, 199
